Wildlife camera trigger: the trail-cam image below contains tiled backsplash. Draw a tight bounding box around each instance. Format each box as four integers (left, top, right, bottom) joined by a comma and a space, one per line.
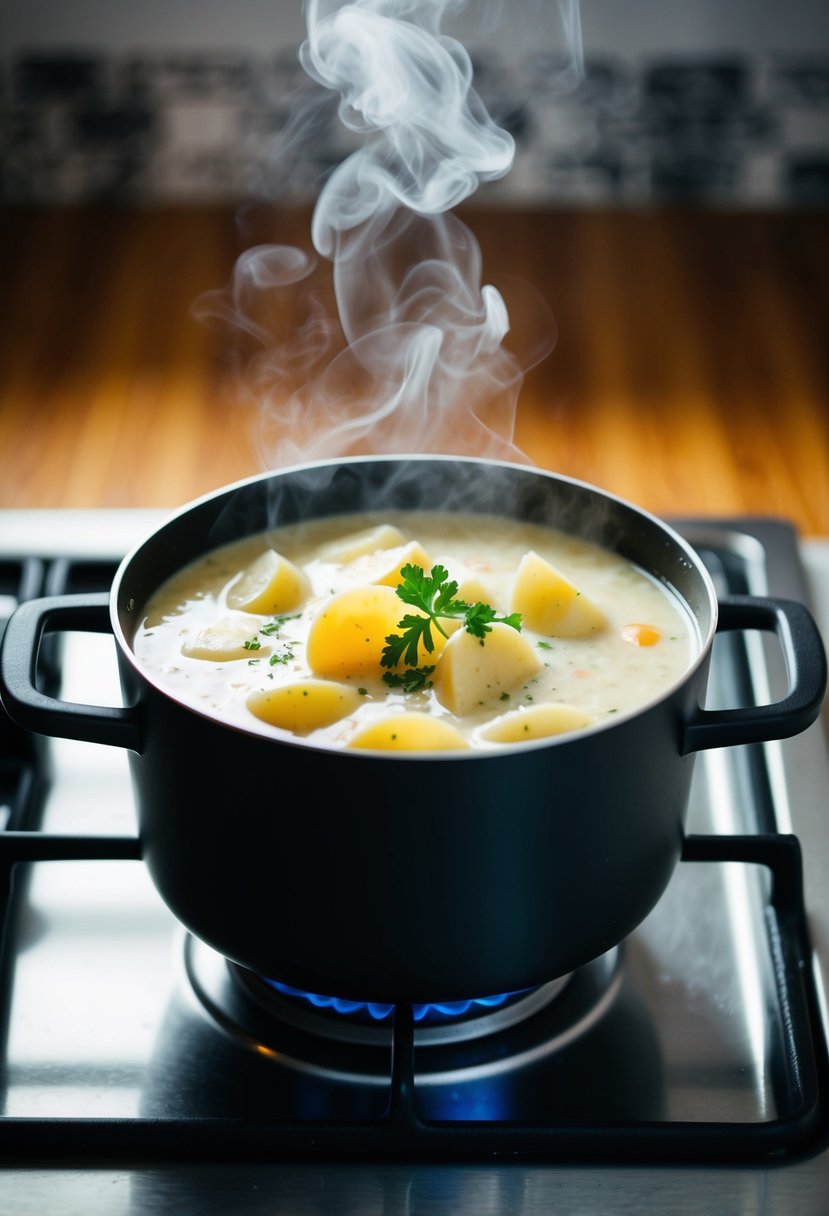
1, 49, 827, 205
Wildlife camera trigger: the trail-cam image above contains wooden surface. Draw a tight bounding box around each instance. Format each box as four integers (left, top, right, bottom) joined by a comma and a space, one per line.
1, 205, 827, 534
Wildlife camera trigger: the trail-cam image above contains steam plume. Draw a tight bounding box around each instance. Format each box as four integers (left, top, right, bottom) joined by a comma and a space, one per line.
198, 0, 583, 468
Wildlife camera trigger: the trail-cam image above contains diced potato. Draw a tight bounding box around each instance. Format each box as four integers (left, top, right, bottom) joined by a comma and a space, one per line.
181, 617, 269, 662
454, 572, 494, 607
307, 585, 445, 678
480, 703, 594, 744
440, 570, 498, 635
343, 540, 433, 588
318, 524, 408, 564
348, 713, 467, 751
432, 622, 542, 716
226, 549, 310, 615
510, 551, 606, 638
247, 680, 361, 733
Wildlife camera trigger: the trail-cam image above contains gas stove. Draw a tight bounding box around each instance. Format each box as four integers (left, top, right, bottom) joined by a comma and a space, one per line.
0, 509, 827, 1214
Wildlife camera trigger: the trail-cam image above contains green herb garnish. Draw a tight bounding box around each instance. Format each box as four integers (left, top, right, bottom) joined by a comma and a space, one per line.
380, 564, 521, 672
382, 665, 436, 693
260, 614, 300, 637
243, 638, 262, 651
269, 645, 295, 666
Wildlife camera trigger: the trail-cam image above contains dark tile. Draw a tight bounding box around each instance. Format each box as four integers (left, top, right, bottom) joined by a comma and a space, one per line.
771, 60, 829, 105
651, 153, 739, 199
88, 157, 147, 201
15, 54, 102, 100
155, 54, 252, 97
784, 154, 829, 203
73, 105, 156, 144
583, 153, 625, 189
645, 59, 750, 109
575, 56, 635, 107
641, 57, 776, 168
553, 151, 626, 191
492, 102, 531, 143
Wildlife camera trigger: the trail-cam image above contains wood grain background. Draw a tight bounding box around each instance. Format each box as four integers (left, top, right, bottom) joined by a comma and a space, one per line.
1, 205, 826, 534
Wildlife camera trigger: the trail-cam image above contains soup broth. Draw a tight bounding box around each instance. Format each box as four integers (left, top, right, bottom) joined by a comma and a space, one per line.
132, 511, 698, 752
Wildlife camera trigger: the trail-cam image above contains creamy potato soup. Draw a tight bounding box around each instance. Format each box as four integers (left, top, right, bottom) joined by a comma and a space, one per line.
133, 512, 698, 752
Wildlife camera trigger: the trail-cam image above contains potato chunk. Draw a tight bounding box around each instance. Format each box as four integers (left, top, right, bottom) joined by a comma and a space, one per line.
307, 585, 444, 678
247, 680, 361, 733
181, 617, 269, 662
318, 524, 408, 564
454, 572, 494, 607
480, 703, 594, 744
440, 570, 497, 636
226, 549, 310, 615
343, 540, 433, 588
432, 622, 542, 716
348, 713, 467, 751
510, 551, 606, 638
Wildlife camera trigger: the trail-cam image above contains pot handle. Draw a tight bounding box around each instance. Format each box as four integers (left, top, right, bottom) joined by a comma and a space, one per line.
683, 594, 827, 754
0, 593, 142, 752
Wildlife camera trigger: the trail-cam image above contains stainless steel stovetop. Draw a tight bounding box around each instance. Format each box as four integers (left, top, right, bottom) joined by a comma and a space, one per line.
0, 510, 827, 1215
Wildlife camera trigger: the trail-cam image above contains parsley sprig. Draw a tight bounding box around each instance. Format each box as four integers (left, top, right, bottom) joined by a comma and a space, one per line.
380, 563, 521, 677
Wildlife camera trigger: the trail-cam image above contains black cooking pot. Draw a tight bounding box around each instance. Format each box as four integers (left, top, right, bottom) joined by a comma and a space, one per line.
1, 458, 825, 1003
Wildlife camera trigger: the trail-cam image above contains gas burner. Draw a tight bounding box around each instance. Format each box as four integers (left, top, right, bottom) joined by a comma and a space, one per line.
258, 976, 533, 1027
184, 934, 623, 1084
244, 970, 574, 1045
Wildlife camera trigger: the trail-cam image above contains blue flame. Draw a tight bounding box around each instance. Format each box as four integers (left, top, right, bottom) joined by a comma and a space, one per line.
264, 978, 517, 1023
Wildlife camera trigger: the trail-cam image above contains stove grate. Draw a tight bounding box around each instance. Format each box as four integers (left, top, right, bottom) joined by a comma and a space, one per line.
0, 828, 824, 1164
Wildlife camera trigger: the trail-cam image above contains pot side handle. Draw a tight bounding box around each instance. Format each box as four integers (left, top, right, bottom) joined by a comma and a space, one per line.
683, 594, 827, 754
0, 593, 142, 752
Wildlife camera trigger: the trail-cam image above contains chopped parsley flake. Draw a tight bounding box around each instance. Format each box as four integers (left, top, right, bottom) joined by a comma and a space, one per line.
260, 614, 300, 637
269, 642, 296, 666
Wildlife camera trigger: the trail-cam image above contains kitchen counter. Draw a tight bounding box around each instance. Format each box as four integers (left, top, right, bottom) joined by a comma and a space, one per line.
0, 204, 827, 534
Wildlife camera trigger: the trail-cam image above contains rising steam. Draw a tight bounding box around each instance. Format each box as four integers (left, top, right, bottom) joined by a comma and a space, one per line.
198, 0, 583, 467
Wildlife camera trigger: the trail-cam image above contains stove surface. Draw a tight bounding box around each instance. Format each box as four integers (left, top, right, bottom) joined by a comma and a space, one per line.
0, 510, 827, 1215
